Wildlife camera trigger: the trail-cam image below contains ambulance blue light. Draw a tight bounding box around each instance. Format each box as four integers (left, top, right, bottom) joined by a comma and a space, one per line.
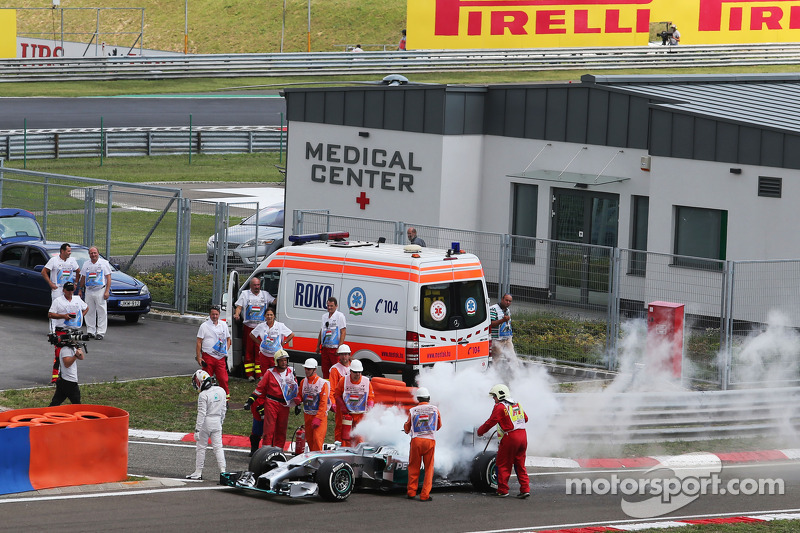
288, 232, 350, 244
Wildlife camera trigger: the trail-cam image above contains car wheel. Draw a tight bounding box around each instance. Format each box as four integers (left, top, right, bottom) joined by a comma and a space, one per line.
469, 451, 498, 492
315, 459, 354, 502
124, 314, 141, 323
360, 360, 383, 379
248, 445, 287, 478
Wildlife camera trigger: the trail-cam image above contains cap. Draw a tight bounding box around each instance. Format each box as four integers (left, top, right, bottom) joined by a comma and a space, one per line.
303, 358, 318, 369
349, 359, 364, 372
63, 281, 75, 291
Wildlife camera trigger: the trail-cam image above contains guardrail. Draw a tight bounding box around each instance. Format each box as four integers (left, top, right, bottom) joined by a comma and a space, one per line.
4, 43, 800, 82
551, 386, 800, 444
0, 127, 284, 160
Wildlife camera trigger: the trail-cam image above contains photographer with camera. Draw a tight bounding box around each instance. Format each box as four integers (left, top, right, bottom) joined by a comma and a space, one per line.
47, 281, 89, 384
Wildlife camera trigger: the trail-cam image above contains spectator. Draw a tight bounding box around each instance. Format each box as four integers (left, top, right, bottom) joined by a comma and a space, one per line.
399, 29, 407, 51
234, 277, 274, 381
47, 281, 88, 384
316, 297, 347, 378
407, 226, 426, 247
352, 44, 364, 52
79, 246, 112, 340
195, 305, 231, 400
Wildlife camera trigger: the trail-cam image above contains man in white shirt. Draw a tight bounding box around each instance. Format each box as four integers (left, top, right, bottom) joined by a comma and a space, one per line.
316, 297, 346, 379
80, 246, 112, 340
233, 277, 275, 380
48, 281, 89, 384
196, 305, 232, 400
42, 243, 81, 300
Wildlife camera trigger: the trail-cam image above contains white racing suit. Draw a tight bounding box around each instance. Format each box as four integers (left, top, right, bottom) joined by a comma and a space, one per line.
194, 384, 228, 474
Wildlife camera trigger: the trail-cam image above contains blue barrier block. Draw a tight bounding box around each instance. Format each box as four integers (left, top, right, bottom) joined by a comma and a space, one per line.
0, 426, 34, 495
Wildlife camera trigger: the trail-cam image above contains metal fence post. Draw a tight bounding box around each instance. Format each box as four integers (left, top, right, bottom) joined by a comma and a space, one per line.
175, 198, 191, 314
0, 159, 4, 205
396, 222, 405, 245
83, 187, 96, 246
105, 185, 113, 259
293, 209, 302, 235
42, 176, 49, 236
211, 202, 229, 308
720, 260, 735, 390
606, 247, 622, 370
499, 234, 512, 300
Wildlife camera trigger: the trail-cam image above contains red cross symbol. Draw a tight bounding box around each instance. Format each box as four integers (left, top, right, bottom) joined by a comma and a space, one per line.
356, 191, 370, 210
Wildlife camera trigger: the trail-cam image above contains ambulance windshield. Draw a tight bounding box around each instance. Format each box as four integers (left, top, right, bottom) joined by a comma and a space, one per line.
419, 280, 487, 332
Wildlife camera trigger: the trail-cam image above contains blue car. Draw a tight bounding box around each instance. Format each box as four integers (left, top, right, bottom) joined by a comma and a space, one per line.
0, 240, 152, 323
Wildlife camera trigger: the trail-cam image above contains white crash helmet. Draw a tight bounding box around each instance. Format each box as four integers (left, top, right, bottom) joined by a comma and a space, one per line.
303, 358, 318, 369
415, 387, 430, 400
192, 369, 212, 391
337, 344, 351, 355
488, 384, 510, 402
349, 359, 364, 372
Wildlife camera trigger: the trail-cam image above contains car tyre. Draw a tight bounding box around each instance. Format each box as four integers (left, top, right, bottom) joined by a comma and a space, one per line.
469, 451, 498, 492
316, 459, 354, 502
248, 446, 287, 478
124, 314, 141, 323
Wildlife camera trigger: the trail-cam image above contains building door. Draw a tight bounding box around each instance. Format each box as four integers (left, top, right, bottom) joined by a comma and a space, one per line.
550, 189, 619, 307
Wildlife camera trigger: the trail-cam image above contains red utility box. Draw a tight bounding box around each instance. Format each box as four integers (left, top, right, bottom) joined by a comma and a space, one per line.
646, 301, 685, 378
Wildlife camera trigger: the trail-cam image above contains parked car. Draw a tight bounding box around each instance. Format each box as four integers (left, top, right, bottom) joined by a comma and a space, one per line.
0, 241, 151, 322
220, 436, 498, 502
0, 208, 45, 244
206, 202, 284, 267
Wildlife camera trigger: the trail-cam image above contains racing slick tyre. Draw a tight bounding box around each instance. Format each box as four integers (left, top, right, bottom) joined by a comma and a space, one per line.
316, 459, 355, 502
249, 446, 287, 478
469, 451, 498, 492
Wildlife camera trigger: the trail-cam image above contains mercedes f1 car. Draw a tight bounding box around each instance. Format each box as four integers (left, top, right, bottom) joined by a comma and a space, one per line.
219, 435, 498, 502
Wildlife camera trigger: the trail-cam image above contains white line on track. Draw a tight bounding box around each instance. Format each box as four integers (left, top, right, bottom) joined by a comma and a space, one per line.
0, 485, 228, 505
463, 507, 800, 533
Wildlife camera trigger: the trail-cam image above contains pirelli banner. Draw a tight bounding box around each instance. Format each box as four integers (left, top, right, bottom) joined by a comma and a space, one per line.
407, 0, 800, 48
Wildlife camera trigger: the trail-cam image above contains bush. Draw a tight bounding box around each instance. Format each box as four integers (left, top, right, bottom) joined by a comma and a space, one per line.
514, 312, 607, 366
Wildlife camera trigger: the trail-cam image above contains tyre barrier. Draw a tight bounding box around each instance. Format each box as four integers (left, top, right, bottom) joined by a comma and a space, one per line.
370, 377, 417, 411
0, 404, 129, 495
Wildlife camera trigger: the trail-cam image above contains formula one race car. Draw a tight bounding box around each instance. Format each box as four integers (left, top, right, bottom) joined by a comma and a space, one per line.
219, 435, 498, 502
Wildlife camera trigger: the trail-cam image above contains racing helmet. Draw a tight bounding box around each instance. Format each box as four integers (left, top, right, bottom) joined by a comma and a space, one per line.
274, 349, 290, 364
192, 369, 212, 391
349, 359, 364, 372
488, 384, 510, 402
303, 358, 318, 369
415, 387, 430, 400
337, 344, 351, 355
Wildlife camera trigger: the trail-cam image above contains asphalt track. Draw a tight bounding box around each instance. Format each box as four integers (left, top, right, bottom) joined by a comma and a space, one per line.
0, 94, 285, 131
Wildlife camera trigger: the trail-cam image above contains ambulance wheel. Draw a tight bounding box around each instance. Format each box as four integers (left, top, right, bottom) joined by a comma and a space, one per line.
249, 446, 287, 477
316, 459, 354, 501
469, 451, 498, 492
360, 360, 383, 379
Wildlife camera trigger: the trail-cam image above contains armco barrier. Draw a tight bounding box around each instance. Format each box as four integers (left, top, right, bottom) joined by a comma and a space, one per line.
0, 404, 129, 495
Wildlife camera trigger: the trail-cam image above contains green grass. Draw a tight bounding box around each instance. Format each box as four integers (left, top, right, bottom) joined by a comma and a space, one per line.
0, 376, 327, 442
3, 153, 286, 183
12, 0, 407, 55
634, 523, 800, 533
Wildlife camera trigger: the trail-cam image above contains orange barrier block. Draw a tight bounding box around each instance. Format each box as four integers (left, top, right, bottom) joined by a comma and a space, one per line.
0, 404, 128, 491
371, 377, 416, 411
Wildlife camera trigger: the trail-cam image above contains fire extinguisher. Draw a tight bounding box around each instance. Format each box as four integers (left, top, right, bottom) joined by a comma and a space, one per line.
294, 425, 306, 455
341, 413, 353, 445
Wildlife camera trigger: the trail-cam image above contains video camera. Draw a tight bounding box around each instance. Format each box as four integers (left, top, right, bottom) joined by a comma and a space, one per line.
659, 30, 674, 45
47, 327, 91, 350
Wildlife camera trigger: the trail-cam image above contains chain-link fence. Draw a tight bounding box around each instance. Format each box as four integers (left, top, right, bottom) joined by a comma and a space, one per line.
294, 209, 800, 389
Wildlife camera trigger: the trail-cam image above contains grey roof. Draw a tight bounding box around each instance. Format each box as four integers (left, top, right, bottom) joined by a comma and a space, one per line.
584, 74, 800, 134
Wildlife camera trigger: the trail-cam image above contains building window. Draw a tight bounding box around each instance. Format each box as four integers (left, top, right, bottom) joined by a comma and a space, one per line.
673, 206, 727, 270
628, 196, 649, 276
511, 183, 537, 264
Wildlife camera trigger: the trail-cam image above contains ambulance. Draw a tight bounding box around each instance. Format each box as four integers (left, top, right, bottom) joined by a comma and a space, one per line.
224, 232, 490, 385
